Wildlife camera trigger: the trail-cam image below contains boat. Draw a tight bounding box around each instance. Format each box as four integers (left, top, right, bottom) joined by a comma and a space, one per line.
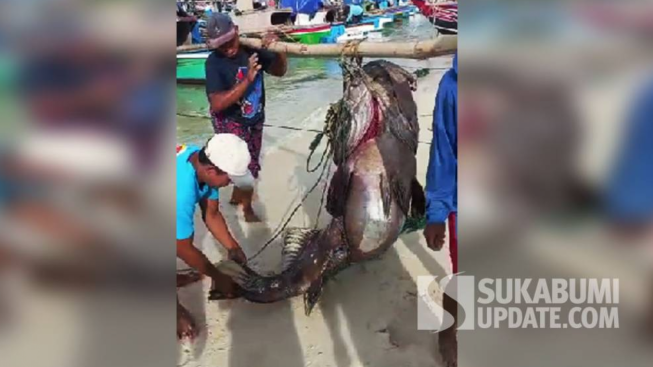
366, 4, 419, 19
176, 2, 418, 83
232, 8, 294, 34
286, 24, 334, 44
177, 51, 212, 84
320, 19, 389, 43
411, 0, 457, 34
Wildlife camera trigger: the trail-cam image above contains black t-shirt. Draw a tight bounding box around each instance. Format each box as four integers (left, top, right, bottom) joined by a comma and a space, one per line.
205, 46, 277, 125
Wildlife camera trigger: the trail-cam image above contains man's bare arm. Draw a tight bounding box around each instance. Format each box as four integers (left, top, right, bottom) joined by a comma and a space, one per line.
201, 198, 247, 264
267, 52, 287, 77
176, 237, 222, 279
208, 53, 261, 114
208, 78, 251, 114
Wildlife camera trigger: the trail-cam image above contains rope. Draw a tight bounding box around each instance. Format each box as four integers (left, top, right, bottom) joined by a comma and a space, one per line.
247, 151, 331, 261
176, 112, 324, 133
247, 63, 356, 261
175, 113, 433, 145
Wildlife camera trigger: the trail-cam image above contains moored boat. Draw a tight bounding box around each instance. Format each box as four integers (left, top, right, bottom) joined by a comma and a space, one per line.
411, 0, 457, 34
286, 24, 333, 44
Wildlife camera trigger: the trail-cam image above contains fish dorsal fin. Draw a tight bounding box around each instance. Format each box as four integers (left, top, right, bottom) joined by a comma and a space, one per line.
281, 228, 317, 272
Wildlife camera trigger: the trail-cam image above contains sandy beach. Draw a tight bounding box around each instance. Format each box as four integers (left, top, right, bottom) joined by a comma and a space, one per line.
177, 57, 455, 367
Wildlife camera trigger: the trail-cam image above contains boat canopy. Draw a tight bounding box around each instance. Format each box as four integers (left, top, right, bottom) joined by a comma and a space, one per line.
280, 0, 321, 14
343, 0, 364, 5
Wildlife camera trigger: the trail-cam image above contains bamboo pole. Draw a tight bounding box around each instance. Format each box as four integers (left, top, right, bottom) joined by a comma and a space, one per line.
176, 36, 457, 59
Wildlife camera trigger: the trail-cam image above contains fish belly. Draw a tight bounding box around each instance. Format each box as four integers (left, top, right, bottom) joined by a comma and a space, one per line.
344, 140, 405, 260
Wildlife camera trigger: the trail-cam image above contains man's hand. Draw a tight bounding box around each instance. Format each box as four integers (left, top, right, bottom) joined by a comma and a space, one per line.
424, 222, 446, 251
228, 247, 248, 265
261, 32, 279, 49
201, 198, 248, 265
247, 53, 262, 82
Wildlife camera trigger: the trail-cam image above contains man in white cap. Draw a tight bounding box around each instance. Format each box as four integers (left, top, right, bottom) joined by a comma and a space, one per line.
176, 133, 252, 340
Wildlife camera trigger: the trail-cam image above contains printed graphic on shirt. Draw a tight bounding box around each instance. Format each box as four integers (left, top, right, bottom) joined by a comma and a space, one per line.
235, 67, 263, 119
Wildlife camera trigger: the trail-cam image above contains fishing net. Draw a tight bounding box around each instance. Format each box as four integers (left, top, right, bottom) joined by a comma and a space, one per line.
252, 58, 424, 261
310, 58, 426, 234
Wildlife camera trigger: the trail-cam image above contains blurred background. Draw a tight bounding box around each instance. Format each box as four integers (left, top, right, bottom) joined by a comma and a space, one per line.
0, 1, 176, 366
459, 1, 653, 366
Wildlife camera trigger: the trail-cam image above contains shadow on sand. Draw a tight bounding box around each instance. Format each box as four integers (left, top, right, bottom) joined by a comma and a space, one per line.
221, 186, 306, 367
284, 147, 450, 367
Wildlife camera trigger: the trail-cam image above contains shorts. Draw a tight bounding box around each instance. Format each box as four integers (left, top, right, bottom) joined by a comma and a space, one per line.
211, 116, 264, 178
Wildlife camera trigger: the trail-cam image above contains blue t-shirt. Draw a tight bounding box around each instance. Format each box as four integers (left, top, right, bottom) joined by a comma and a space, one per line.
205, 46, 276, 126
177, 144, 220, 240
347, 5, 364, 22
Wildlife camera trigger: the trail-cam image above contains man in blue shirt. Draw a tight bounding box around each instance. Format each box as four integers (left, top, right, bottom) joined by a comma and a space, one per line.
606, 79, 653, 228
423, 54, 457, 367
376, 0, 389, 10
345, 4, 365, 24
176, 133, 253, 340
424, 54, 457, 258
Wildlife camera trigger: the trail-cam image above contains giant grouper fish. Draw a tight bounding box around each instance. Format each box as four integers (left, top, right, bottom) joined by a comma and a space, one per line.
211, 60, 426, 314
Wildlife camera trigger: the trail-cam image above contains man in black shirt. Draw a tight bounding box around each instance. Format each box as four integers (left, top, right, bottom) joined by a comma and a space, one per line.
204, 13, 288, 222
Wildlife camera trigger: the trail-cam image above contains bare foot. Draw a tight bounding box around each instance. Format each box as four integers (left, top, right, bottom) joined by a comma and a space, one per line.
439, 328, 458, 367
244, 208, 262, 223
177, 305, 198, 341
230, 189, 242, 206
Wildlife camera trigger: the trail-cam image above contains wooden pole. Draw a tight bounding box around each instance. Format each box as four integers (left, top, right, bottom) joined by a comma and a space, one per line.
177, 36, 457, 59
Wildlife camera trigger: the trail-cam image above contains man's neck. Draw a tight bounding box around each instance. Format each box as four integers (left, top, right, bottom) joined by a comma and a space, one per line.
189, 152, 206, 185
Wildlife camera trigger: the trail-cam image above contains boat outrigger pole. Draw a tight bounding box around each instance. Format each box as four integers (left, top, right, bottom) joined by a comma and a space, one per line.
176, 35, 457, 60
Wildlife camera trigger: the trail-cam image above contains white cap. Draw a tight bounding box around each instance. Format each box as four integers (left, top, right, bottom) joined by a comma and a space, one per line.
204, 134, 255, 188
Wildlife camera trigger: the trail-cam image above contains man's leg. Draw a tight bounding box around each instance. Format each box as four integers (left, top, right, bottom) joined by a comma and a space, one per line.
240, 187, 260, 223
228, 186, 260, 222
177, 297, 198, 340
439, 212, 458, 367
241, 123, 264, 223
230, 186, 243, 206
212, 116, 263, 222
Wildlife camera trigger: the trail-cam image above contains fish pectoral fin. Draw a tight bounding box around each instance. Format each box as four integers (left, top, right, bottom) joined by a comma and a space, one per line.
389, 174, 411, 217
409, 178, 426, 219
282, 228, 318, 272
304, 277, 325, 316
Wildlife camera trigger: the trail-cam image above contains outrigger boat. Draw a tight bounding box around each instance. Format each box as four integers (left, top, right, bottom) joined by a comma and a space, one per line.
176, 2, 419, 83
